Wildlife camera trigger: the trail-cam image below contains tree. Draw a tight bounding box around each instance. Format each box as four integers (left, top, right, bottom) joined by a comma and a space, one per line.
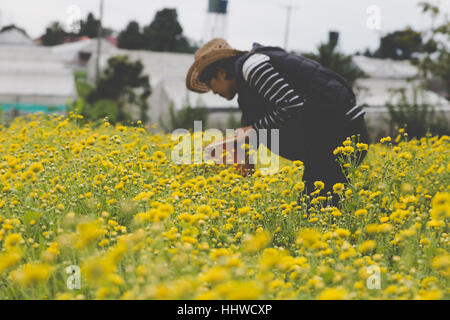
302, 32, 365, 87
39, 13, 113, 46
79, 13, 100, 38
143, 8, 195, 53
380, 2, 449, 139
77, 12, 113, 38
386, 85, 449, 138
359, 48, 376, 58
41, 22, 73, 46
87, 55, 151, 123
375, 28, 423, 60
414, 1, 450, 98
117, 21, 145, 50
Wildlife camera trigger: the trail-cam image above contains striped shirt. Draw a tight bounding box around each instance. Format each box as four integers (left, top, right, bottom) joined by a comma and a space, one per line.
242, 53, 306, 130
241, 53, 365, 130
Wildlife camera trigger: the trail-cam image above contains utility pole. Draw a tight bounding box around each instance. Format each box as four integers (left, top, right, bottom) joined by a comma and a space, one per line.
95, 0, 104, 84
281, 1, 299, 51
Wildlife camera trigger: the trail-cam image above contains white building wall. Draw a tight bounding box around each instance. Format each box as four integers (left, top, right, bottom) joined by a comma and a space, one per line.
0, 45, 77, 108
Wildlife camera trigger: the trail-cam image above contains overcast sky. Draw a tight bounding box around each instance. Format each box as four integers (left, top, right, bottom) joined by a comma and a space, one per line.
0, 0, 448, 54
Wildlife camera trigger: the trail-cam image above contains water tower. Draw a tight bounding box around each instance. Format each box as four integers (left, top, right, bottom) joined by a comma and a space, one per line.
204, 0, 229, 41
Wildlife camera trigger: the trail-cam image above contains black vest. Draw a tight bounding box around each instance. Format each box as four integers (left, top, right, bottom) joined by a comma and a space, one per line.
234, 43, 357, 162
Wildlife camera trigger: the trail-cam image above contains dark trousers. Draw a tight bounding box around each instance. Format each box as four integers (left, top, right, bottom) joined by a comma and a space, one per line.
255, 97, 370, 207
301, 115, 369, 206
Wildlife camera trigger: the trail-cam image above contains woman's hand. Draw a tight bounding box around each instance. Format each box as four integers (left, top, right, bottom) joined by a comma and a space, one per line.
233, 126, 256, 177
202, 126, 256, 177
233, 126, 253, 141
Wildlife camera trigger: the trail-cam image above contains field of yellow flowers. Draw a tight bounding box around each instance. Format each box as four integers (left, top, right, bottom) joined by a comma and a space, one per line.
0, 113, 448, 300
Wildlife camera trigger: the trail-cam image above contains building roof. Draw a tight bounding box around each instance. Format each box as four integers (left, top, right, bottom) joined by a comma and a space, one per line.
0, 26, 35, 46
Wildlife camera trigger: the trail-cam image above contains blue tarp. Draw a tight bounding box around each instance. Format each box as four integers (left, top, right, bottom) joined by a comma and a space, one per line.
0, 103, 66, 113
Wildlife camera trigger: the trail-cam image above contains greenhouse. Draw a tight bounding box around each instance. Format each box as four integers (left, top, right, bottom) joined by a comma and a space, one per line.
0, 28, 76, 118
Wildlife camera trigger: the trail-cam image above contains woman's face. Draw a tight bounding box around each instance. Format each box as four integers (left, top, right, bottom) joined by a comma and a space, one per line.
208, 68, 237, 101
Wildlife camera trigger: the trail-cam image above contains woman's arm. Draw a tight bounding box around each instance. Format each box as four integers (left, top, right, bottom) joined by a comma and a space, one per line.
241, 53, 307, 131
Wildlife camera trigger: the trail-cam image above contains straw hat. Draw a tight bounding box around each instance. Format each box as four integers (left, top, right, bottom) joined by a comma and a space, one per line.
186, 38, 246, 93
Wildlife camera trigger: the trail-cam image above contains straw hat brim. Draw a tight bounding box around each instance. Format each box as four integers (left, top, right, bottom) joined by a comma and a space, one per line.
186, 49, 246, 93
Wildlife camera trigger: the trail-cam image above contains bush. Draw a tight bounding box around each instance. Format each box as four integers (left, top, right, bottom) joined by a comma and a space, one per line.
84, 99, 120, 124
386, 85, 449, 139
87, 55, 151, 124
161, 94, 209, 132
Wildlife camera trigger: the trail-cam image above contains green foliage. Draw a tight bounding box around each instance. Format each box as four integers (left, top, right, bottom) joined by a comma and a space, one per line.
81, 13, 113, 38
429, 51, 450, 96
386, 85, 449, 139
77, 12, 114, 39
70, 56, 151, 125
87, 55, 151, 124
375, 28, 423, 60
84, 99, 120, 124
74, 70, 87, 81
75, 81, 93, 100
38, 8, 195, 51
162, 94, 209, 132
74, 71, 93, 100
40, 12, 112, 46
40, 22, 76, 46
117, 21, 145, 50
68, 97, 121, 127
79, 13, 100, 38
143, 8, 195, 53
414, 1, 450, 98
365, 2, 449, 98
117, 8, 197, 53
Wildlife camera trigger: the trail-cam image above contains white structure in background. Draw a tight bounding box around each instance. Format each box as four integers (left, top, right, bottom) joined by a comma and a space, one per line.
352, 55, 450, 136
52, 37, 119, 70
0, 27, 76, 117
87, 49, 237, 131
352, 55, 449, 106
0, 25, 35, 46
